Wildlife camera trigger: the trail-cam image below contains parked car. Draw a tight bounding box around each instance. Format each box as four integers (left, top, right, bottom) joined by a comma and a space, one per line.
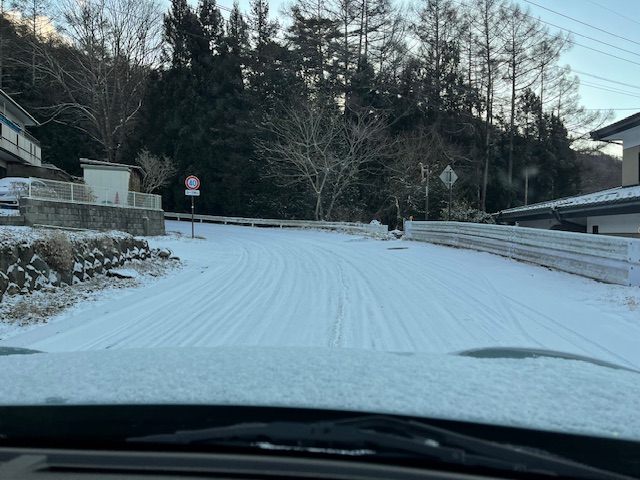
0, 177, 57, 208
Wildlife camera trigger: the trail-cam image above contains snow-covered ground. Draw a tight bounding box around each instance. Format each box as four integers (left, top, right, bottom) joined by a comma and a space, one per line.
2, 221, 640, 441
2, 220, 639, 368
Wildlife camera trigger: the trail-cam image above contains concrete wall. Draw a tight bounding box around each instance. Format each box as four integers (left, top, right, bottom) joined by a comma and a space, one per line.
587, 213, 640, 237
622, 145, 640, 187
20, 198, 165, 236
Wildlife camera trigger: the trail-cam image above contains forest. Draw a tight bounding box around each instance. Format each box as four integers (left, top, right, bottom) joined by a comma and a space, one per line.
0, 0, 615, 226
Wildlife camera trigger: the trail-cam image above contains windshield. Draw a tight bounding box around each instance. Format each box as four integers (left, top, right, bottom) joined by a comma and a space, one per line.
1, 0, 640, 467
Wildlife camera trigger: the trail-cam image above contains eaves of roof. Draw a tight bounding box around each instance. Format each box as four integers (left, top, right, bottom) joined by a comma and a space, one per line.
0, 88, 40, 127
591, 111, 640, 141
495, 185, 640, 222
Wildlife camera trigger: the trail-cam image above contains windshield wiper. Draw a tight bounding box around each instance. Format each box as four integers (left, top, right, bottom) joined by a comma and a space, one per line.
129, 415, 632, 479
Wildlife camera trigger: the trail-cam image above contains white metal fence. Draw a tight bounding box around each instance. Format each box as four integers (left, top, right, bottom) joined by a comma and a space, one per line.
164, 212, 389, 235
405, 221, 640, 286
27, 178, 162, 210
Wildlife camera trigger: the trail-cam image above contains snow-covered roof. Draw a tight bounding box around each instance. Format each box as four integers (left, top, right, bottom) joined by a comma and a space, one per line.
497, 184, 640, 219
80, 158, 142, 172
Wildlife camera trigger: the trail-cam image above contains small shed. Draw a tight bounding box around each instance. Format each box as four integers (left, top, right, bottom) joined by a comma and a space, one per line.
80, 158, 143, 205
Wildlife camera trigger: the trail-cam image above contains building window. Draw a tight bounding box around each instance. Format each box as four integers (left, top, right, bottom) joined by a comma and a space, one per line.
592, 225, 599, 234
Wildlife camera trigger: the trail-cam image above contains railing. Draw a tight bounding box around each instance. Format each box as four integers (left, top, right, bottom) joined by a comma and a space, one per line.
27, 177, 162, 210
0, 114, 41, 165
164, 212, 389, 235
405, 221, 640, 286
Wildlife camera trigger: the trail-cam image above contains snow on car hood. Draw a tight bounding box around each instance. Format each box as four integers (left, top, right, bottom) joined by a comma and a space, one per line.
0, 346, 638, 441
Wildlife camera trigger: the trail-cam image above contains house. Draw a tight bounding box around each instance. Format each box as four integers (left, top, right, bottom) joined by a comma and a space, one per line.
495, 112, 640, 238
0, 89, 41, 176
80, 158, 143, 205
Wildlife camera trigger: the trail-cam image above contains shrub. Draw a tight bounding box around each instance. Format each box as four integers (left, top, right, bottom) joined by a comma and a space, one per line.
34, 230, 74, 274
440, 199, 495, 224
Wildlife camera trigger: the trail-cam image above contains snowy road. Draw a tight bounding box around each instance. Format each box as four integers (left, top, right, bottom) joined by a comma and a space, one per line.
3, 221, 640, 369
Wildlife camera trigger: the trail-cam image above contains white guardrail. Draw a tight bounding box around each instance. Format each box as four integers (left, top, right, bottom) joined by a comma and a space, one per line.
165, 212, 389, 235
27, 178, 162, 210
405, 221, 640, 287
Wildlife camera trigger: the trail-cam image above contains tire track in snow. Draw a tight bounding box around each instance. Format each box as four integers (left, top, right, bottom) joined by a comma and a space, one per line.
2, 223, 639, 370
329, 260, 348, 348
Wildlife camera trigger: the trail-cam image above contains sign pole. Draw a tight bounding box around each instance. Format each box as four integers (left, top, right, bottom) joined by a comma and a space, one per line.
439, 166, 457, 222
425, 169, 430, 221
184, 175, 201, 239
448, 176, 452, 222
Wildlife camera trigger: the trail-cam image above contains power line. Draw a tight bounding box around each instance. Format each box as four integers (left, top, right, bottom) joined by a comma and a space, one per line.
523, 0, 640, 48
579, 81, 640, 100
572, 70, 640, 91
529, 15, 640, 60
569, 39, 640, 67
584, 0, 640, 28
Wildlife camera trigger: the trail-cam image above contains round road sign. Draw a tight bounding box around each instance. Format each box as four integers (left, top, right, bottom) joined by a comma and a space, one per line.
185, 175, 200, 190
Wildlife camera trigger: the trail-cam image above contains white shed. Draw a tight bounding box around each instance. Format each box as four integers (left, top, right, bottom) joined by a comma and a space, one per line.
80, 158, 142, 205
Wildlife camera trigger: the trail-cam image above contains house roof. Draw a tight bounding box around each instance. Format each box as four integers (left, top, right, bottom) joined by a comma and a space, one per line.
80, 158, 142, 172
591, 111, 640, 141
496, 184, 640, 222
0, 89, 40, 127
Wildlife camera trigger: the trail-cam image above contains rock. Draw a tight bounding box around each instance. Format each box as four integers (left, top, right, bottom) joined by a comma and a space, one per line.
33, 274, 49, 291
84, 259, 94, 277
93, 260, 103, 275
158, 248, 172, 259
7, 264, 26, 287
93, 248, 105, 265
6, 282, 20, 295
18, 244, 35, 265
60, 271, 74, 286
29, 254, 50, 277
0, 271, 8, 295
0, 246, 19, 274
107, 269, 138, 279
49, 271, 62, 287
24, 265, 40, 292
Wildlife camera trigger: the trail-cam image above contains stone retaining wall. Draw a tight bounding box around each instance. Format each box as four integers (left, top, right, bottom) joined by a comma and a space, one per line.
0, 229, 150, 302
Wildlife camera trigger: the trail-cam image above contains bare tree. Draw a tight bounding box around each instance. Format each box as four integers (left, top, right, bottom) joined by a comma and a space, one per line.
135, 149, 177, 194
467, 0, 507, 212
10, 0, 52, 84
258, 100, 390, 220
499, 5, 571, 205
32, 0, 163, 163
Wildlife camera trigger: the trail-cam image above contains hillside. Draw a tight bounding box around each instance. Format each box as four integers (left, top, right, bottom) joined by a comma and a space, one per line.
576, 151, 622, 194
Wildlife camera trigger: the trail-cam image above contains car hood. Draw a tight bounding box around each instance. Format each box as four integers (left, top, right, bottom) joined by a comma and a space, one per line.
0, 346, 638, 441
